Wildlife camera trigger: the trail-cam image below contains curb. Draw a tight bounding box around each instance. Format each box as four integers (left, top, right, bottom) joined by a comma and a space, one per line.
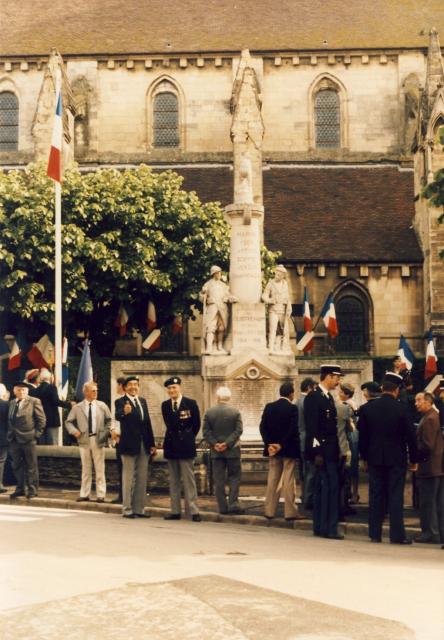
0, 494, 421, 539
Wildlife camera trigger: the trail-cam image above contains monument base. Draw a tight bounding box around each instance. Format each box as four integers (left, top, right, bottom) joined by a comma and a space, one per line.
202, 350, 297, 441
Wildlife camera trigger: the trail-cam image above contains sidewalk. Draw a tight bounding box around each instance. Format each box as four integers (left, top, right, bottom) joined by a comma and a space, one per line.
0, 484, 424, 541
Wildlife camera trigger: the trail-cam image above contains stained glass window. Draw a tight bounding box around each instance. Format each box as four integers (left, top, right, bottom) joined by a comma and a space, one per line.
315, 89, 340, 148
0, 92, 18, 151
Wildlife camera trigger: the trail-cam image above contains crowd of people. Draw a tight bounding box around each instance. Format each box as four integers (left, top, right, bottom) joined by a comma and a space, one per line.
1, 362, 444, 547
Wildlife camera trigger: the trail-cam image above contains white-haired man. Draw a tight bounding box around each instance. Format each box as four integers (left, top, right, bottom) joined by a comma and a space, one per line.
203, 386, 244, 514
34, 368, 72, 445
65, 381, 112, 502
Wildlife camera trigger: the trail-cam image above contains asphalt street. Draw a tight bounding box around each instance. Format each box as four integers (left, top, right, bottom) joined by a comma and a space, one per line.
0, 503, 442, 640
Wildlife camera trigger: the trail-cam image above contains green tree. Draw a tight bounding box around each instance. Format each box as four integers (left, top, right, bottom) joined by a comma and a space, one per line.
0, 163, 278, 354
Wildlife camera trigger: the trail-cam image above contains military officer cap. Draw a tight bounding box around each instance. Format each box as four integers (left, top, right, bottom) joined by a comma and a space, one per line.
383, 371, 404, 386
14, 381, 29, 388
320, 363, 343, 376
210, 265, 222, 275
164, 376, 182, 387
123, 375, 139, 386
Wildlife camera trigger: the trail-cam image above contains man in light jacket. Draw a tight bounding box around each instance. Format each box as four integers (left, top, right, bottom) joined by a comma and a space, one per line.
203, 386, 244, 514
65, 381, 112, 503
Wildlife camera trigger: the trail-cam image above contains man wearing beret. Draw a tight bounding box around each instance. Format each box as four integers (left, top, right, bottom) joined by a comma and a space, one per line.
358, 372, 418, 544
304, 364, 343, 539
114, 376, 156, 518
161, 377, 201, 521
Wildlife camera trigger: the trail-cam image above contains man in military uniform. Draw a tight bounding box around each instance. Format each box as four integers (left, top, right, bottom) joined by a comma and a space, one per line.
304, 364, 343, 539
200, 265, 237, 355
358, 372, 418, 544
161, 376, 202, 521
261, 264, 292, 353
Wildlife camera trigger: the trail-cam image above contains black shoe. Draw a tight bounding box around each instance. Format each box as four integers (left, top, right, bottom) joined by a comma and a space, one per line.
390, 539, 412, 545
0, 488, 7, 494
326, 534, 345, 540
285, 515, 305, 521
76, 496, 90, 502
343, 508, 357, 516
370, 538, 382, 543
111, 497, 122, 504
10, 490, 25, 499
229, 509, 245, 515
123, 514, 136, 519
164, 513, 181, 520
27, 492, 38, 499
413, 536, 438, 544
95, 498, 105, 503
192, 514, 202, 522
134, 513, 151, 518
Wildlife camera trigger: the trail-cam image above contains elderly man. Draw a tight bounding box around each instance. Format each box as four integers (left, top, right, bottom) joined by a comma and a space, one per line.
0, 383, 9, 493
161, 376, 201, 521
203, 386, 244, 514
305, 364, 343, 539
65, 381, 112, 503
262, 264, 292, 353
34, 368, 72, 445
8, 382, 46, 499
413, 392, 444, 544
200, 265, 237, 355
260, 382, 302, 521
359, 372, 418, 544
115, 376, 156, 519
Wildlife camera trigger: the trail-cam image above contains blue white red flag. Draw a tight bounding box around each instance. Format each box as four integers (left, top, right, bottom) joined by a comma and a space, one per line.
114, 304, 129, 337
320, 293, 338, 339
27, 334, 54, 369
296, 287, 314, 352
8, 332, 27, 371
424, 330, 438, 380
398, 335, 414, 371
47, 88, 62, 182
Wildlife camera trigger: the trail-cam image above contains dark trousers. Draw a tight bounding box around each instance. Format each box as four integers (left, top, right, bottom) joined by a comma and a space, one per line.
9, 439, 39, 495
338, 457, 352, 516
417, 476, 444, 542
212, 456, 241, 513
368, 465, 406, 542
313, 460, 339, 537
302, 456, 315, 509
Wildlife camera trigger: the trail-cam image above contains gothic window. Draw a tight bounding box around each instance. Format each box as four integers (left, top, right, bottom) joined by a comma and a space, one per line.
314, 88, 340, 148
153, 90, 179, 148
0, 91, 18, 151
335, 295, 368, 353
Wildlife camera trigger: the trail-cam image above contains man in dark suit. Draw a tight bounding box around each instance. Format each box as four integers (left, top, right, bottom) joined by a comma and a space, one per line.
8, 382, 46, 498
161, 376, 201, 521
33, 368, 72, 445
304, 364, 343, 540
114, 376, 156, 518
0, 383, 10, 493
358, 372, 418, 544
260, 381, 302, 521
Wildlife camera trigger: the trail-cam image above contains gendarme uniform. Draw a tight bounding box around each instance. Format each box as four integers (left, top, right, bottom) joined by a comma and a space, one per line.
304, 364, 342, 539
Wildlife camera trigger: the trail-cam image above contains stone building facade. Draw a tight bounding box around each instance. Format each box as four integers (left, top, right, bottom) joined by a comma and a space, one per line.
1, 0, 444, 361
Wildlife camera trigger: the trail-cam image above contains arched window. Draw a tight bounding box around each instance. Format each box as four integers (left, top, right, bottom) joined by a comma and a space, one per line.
0, 91, 18, 151
335, 295, 368, 353
315, 88, 340, 148
153, 89, 179, 148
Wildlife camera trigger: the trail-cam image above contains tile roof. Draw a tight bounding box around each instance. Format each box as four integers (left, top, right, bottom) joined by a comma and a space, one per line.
176, 165, 422, 263
1, 0, 443, 56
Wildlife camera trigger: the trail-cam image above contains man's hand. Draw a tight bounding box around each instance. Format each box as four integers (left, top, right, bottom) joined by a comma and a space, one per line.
268, 443, 282, 457
150, 447, 157, 457
123, 401, 132, 415
314, 454, 324, 468
345, 450, 352, 467
73, 430, 81, 439
70, 401, 76, 407
409, 463, 418, 472
111, 431, 120, 443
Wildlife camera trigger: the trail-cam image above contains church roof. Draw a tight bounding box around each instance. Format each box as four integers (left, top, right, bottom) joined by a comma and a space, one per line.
176, 165, 422, 264
1, 0, 444, 56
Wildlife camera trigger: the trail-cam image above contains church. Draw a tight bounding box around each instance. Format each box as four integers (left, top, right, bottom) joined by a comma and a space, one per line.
1, 0, 444, 363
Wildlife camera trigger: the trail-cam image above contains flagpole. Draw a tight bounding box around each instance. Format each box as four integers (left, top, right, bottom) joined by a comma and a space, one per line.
54, 67, 63, 445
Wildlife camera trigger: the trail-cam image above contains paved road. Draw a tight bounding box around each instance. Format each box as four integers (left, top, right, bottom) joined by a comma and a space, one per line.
1, 504, 442, 640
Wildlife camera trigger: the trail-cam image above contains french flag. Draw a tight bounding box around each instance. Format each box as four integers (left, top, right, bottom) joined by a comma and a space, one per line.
302, 287, 314, 352
320, 292, 338, 339
27, 334, 54, 369
8, 332, 27, 371
424, 330, 438, 380
47, 88, 62, 182
147, 301, 157, 331
114, 304, 129, 337
398, 335, 414, 371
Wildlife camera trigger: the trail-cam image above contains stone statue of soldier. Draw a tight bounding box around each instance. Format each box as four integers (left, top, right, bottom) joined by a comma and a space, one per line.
262, 264, 292, 354
200, 266, 238, 355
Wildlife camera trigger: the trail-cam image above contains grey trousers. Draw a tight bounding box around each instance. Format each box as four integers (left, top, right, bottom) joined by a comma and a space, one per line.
121, 444, 149, 516
9, 439, 39, 494
212, 456, 242, 513
167, 458, 199, 516
0, 446, 7, 488
39, 428, 59, 446
417, 476, 444, 542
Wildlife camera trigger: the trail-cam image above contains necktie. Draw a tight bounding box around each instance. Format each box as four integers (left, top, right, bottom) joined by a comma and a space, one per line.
173, 401, 178, 413
12, 400, 21, 421
133, 398, 142, 418
88, 402, 93, 435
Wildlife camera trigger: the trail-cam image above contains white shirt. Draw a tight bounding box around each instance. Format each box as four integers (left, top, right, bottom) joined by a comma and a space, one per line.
129, 395, 144, 418
171, 394, 183, 411
318, 383, 330, 398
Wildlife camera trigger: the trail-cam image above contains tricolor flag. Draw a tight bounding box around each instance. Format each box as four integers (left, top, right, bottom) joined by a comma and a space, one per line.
301, 287, 314, 352
47, 86, 62, 182
142, 328, 161, 352
75, 340, 93, 401
60, 337, 69, 400
114, 304, 129, 337
398, 335, 414, 371
320, 292, 338, 339
147, 301, 157, 331
424, 330, 438, 380
172, 313, 183, 336
27, 334, 55, 369
8, 332, 27, 371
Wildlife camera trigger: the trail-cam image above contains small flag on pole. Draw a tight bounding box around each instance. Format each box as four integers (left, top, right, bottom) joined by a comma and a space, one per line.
114, 304, 129, 337
47, 87, 62, 183
8, 332, 27, 371
75, 340, 93, 401
27, 334, 55, 369
398, 335, 414, 371
424, 330, 438, 380
320, 292, 339, 338
147, 301, 157, 331
301, 287, 314, 352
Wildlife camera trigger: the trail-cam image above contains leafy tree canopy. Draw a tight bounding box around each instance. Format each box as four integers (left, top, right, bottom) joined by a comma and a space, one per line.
0, 163, 278, 354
